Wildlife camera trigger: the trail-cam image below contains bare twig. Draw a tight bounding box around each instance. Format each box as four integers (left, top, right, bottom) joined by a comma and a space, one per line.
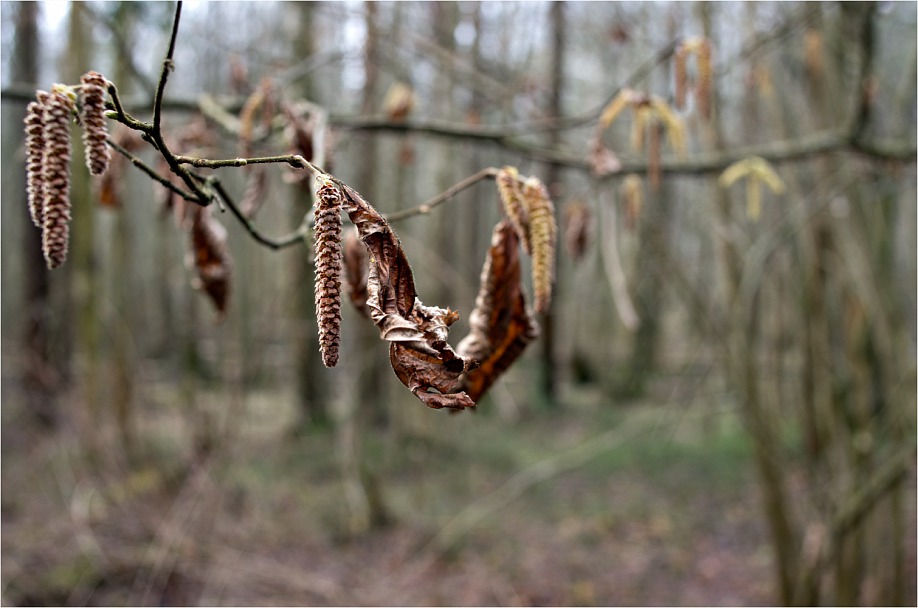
107, 137, 192, 199
386, 166, 499, 222
210, 179, 311, 251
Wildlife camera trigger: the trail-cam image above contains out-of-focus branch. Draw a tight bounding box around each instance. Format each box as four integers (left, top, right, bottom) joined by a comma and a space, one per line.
385, 167, 499, 222
84, 5, 157, 95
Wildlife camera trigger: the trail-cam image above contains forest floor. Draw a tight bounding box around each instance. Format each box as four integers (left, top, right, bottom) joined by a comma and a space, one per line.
2, 365, 915, 606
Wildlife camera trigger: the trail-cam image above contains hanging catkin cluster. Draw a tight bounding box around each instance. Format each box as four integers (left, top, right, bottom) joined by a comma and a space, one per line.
673, 37, 713, 120
79, 71, 111, 176
522, 177, 557, 314
24, 91, 49, 229
41, 88, 76, 270
314, 177, 344, 367
25, 72, 113, 270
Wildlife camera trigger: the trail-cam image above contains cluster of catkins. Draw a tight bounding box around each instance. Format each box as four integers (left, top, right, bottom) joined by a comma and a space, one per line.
24, 71, 111, 269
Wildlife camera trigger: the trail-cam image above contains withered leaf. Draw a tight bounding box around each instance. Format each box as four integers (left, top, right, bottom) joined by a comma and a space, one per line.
343, 227, 371, 319
332, 178, 478, 410
457, 220, 539, 402
188, 206, 231, 321
99, 170, 121, 208
240, 167, 268, 219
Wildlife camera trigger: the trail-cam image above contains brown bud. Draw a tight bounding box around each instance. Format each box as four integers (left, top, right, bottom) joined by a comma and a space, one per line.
79, 71, 110, 175
314, 177, 344, 367
42, 88, 75, 269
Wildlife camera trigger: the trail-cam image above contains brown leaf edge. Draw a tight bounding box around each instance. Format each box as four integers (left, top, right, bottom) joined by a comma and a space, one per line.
457, 220, 539, 402
330, 176, 478, 410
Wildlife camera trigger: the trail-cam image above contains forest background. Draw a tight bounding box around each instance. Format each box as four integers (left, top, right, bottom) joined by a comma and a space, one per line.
1, 1, 916, 605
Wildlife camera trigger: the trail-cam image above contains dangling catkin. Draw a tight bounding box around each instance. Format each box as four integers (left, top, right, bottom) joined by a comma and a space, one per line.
496, 166, 530, 252
42, 88, 75, 270
314, 176, 344, 367
695, 38, 713, 121
79, 71, 110, 176
522, 177, 557, 314
674, 44, 688, 110
622, 174, 644, 231
648, 121, 662, 192
24, 91, 49, 229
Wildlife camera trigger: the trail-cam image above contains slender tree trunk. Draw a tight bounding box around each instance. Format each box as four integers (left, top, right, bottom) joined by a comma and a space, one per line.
539, 0, 566, 405
65, 2, 104, 463
698, 3, 798, 603
109, 1, 138, 463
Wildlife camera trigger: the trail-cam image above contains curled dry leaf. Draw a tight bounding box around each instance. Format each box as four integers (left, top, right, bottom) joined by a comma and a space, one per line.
457, 221, 539, 401
188, 206, 232, 321
343, 227, 371, 319
332, 178, 478, 410
240, 167, 269, 219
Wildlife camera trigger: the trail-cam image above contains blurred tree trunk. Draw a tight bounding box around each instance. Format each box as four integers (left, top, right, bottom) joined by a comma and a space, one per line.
327, 1, 391, 535
65, 2, 103, 460
698, 3, 798, 603
14, 1, 57, 429
108, 1, 138, 463
356, 1, 389, 431
290, 1, 330, 431
538, 0, 566, 405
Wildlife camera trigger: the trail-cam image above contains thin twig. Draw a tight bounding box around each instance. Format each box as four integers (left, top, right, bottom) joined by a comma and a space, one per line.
107, 137, 193, 199
153, 1, 182, 134
106, 82, 151, 133
386, 167, 499, 222
210, 179, 311, 250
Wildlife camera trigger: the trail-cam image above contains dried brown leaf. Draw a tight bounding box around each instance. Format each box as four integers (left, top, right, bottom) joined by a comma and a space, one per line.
240, 167, 269, 219
343, 227, 371, 319
189, 206, 231, 321
457, 221, 539, 401
333, 178, 478, 410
